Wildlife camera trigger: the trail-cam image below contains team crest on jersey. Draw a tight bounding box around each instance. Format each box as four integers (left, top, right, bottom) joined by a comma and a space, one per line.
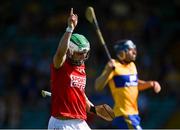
70, 75, 86, 90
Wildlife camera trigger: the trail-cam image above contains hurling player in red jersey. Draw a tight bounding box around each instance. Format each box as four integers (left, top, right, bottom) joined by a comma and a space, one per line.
48, 8, 93, 130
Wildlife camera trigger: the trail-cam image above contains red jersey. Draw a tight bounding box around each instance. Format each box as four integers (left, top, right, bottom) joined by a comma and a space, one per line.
50, 60, 87, 120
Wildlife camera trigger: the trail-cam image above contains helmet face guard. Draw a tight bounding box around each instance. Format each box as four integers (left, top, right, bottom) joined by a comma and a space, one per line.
113, 40, 136, 62
68, 34, 90, 66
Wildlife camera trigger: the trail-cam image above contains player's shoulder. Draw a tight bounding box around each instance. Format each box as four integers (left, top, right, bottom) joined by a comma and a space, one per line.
114, 59, 121, 65
129, 62, 136, 68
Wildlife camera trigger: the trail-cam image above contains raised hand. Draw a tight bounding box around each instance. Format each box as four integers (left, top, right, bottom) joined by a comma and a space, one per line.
67, 8, 78, 30
104, 59, 115, 75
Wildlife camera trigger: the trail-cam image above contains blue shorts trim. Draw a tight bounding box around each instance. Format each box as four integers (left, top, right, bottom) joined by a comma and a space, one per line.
112, 114, 142, 129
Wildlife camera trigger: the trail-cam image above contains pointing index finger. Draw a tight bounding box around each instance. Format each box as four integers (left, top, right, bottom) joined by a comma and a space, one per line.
70, 8, 73, 15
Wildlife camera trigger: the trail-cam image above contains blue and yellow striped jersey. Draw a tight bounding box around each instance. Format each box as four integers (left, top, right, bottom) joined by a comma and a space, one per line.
105, 60, 139, 116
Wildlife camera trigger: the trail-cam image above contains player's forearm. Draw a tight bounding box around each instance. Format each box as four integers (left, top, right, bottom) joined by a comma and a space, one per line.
53, 32, 72, 68
85, 94, 94, 113
138, 79, 154, 91
95, 73, 109, 91
55, 32, 72, 59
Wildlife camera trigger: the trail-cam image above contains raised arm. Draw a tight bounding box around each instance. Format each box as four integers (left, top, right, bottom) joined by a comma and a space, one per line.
53, 8, 78, 69
138, 79, 161, 93
95, 60, 115, 91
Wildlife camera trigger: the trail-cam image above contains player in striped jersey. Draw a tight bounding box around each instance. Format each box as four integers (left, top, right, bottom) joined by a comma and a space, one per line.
95, 40, 161, 129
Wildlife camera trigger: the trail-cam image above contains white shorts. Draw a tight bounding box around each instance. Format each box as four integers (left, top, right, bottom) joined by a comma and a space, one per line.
48, 116, 91, 130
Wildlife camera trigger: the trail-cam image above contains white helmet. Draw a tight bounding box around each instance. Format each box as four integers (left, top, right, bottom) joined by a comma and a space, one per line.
68, 33, 90, 65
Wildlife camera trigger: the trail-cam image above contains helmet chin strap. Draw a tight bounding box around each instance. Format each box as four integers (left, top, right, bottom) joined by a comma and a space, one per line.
117, 54, 133, 64
67, 49, 89, 66
66, 53, 84, 66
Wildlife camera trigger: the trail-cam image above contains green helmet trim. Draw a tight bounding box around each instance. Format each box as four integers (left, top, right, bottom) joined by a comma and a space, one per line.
70, 33, 90, 52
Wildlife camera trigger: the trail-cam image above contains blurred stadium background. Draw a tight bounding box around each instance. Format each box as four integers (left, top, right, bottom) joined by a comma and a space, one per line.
0, 0, 180, 129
